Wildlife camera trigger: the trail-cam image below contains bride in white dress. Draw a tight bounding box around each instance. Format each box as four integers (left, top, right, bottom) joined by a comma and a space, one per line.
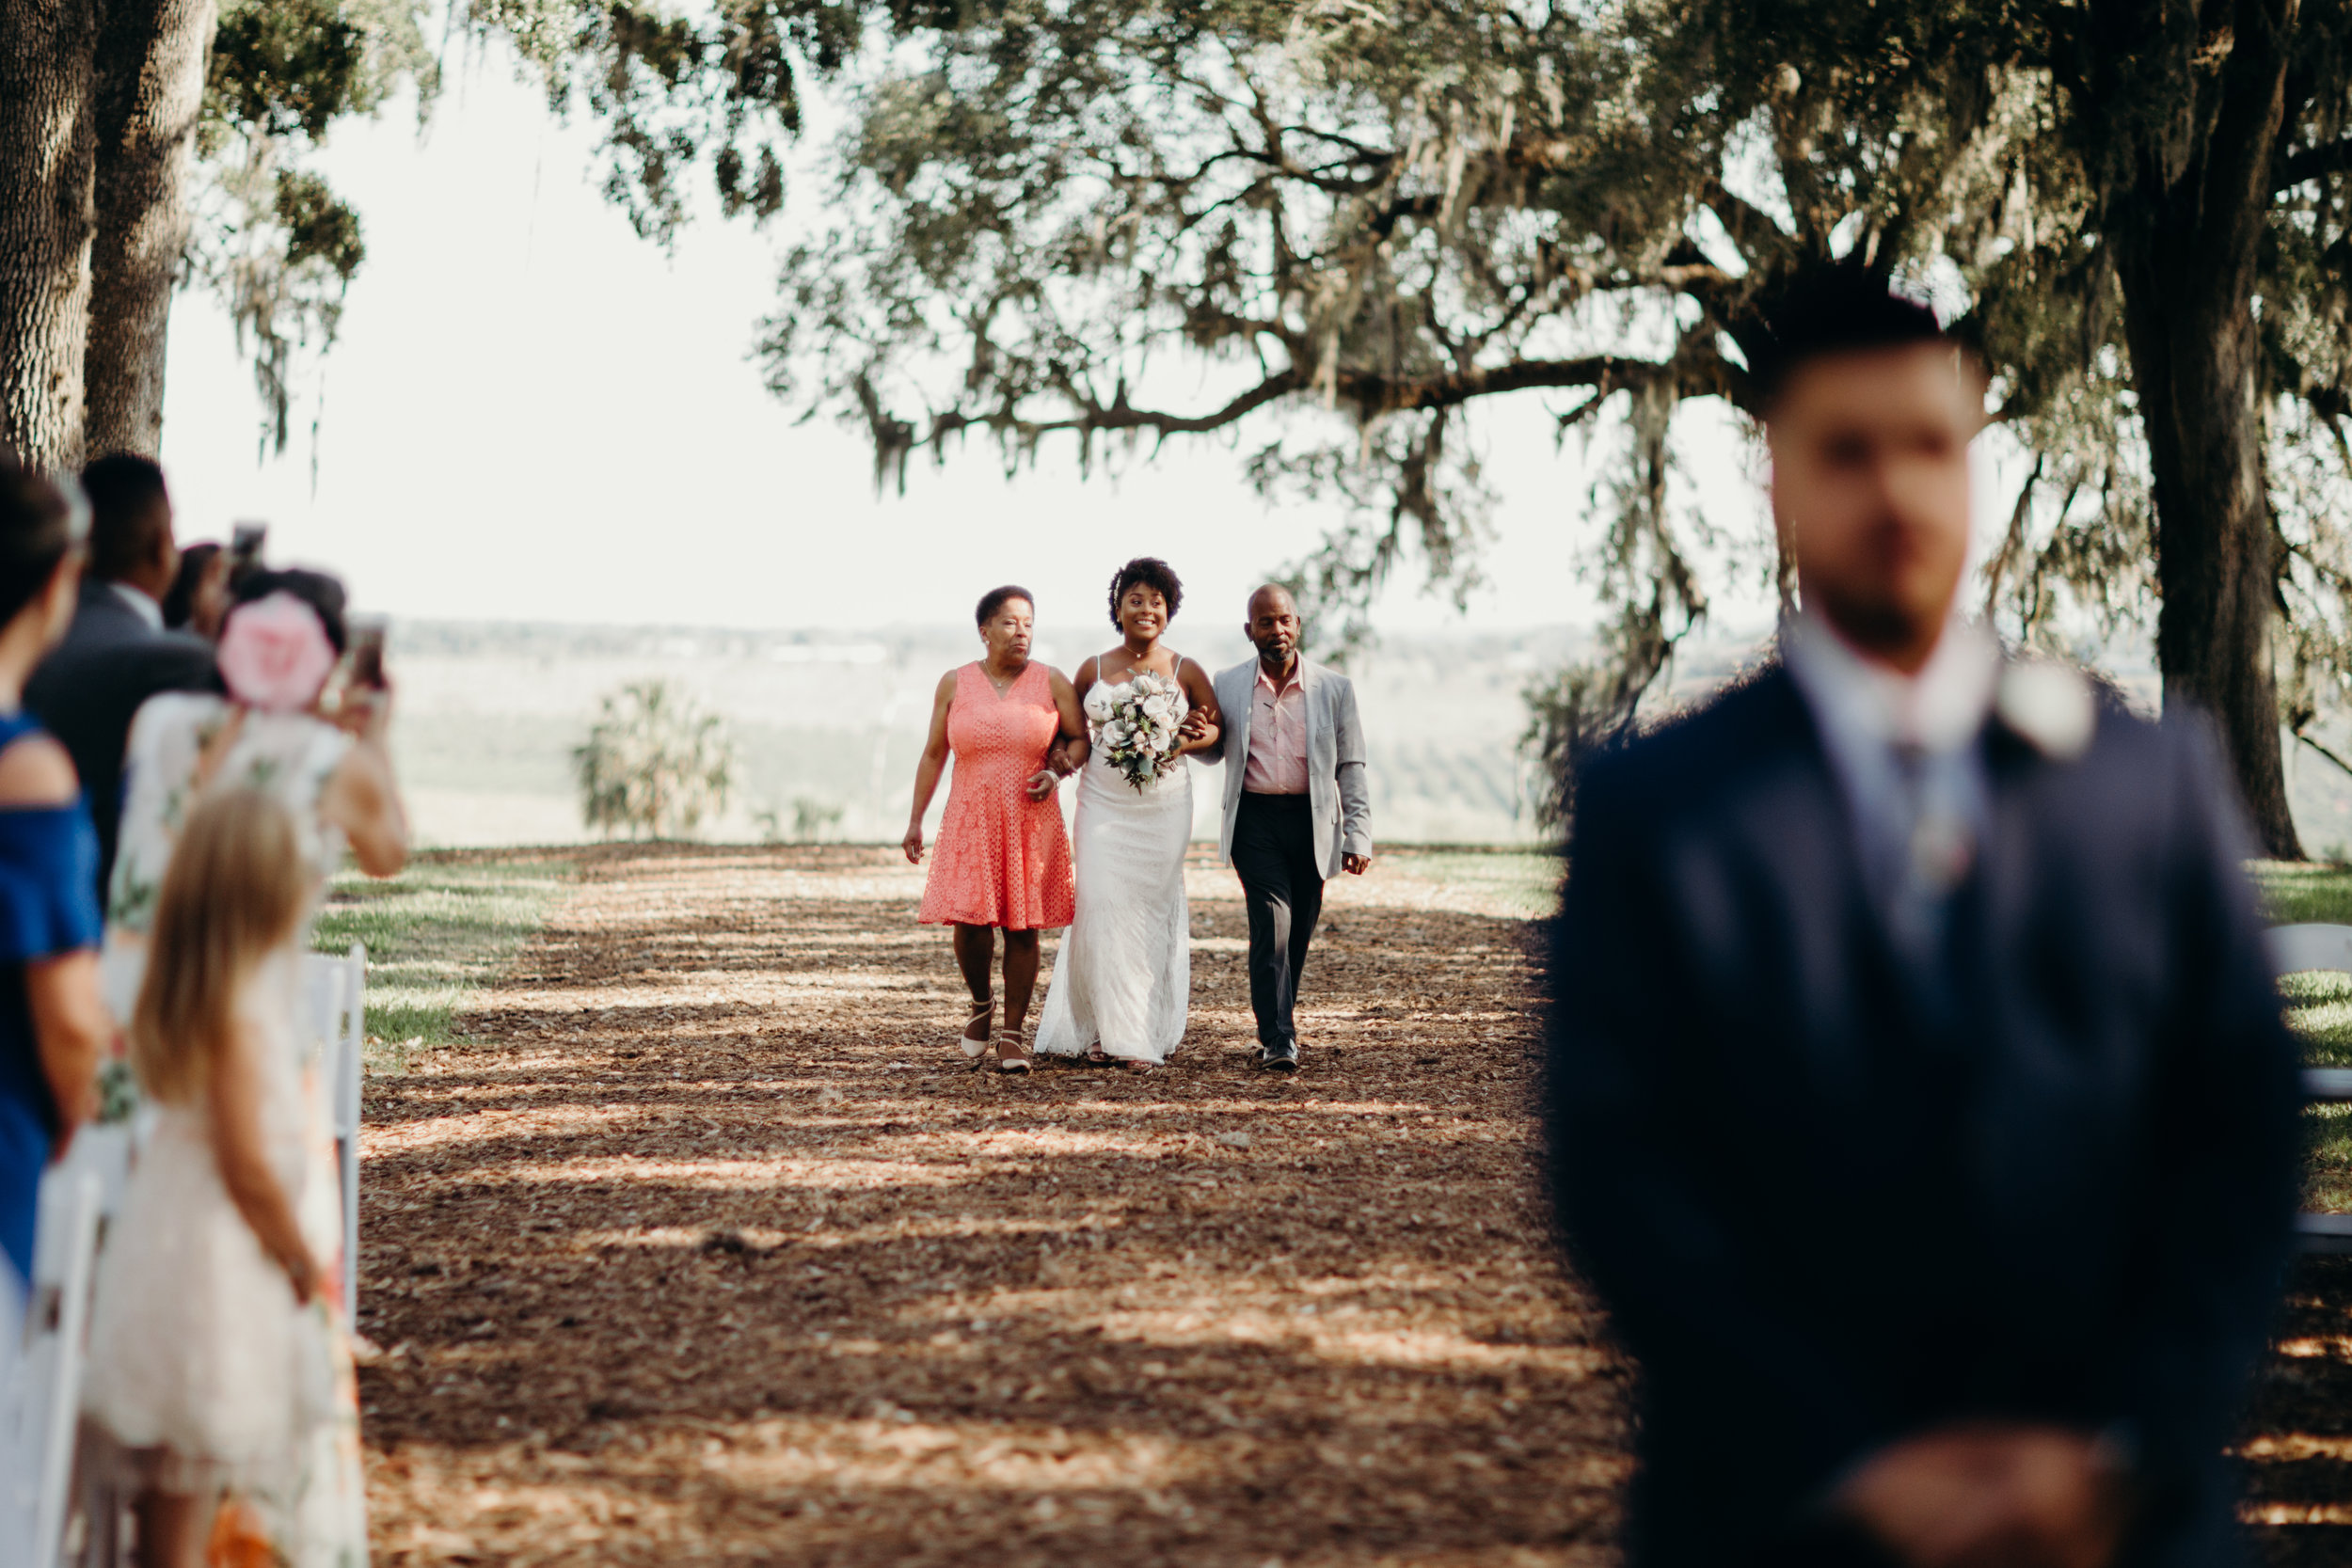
1034, 558, 1223, 1070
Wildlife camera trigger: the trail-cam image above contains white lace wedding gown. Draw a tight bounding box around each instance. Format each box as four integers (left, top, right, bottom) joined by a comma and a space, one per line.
1034, 679, 1192, 1064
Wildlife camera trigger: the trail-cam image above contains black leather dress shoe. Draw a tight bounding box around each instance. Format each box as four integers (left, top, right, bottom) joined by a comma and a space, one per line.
1259, 1041, 1299, 1073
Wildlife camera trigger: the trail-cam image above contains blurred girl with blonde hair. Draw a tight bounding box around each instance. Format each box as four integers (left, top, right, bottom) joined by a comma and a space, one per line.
82, 788, 345, 1567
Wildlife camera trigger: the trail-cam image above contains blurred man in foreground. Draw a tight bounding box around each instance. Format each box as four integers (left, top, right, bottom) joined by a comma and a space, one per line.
1546, 265, 2300, 1568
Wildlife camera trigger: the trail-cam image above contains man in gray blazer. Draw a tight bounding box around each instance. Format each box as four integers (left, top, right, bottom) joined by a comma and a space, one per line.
25, 453, 216, 900
1197, 584, 1372, 1072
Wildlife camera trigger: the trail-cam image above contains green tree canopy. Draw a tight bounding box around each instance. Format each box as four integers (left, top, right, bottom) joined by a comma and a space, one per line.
3, 0, 893, 471
197, 0, 878, 454
768, 0, 2352, 853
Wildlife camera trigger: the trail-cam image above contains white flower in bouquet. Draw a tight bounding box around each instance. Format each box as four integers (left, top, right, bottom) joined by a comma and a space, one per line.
1093, 671, 1189, 791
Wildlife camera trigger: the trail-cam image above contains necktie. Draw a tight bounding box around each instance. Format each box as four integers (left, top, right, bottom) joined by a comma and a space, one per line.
1888, 744, 1975, 952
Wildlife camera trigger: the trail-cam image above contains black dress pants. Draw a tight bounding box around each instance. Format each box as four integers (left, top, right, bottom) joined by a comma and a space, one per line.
1232, 792, 1325, 1051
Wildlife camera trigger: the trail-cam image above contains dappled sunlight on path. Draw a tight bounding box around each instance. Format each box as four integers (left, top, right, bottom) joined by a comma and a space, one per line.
356, 846, 1625, 1565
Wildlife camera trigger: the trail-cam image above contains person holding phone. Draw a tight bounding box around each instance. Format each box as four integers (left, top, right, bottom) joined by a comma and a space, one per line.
343, 614, 388, 693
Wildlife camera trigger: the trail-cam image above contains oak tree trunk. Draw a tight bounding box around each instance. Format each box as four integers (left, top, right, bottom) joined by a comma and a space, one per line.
2120, 279, 2301, 858
2093, 0, 2303, 859
84, 0, 215, 458
0, 0, 99, 473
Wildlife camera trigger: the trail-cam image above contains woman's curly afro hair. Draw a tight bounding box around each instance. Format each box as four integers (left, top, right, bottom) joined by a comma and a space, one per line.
1107, 557, 1183, 627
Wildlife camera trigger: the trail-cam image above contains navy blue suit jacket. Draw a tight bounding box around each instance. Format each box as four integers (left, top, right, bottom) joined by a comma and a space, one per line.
1545, 666, 2300, 1568
24, 579, 216, 902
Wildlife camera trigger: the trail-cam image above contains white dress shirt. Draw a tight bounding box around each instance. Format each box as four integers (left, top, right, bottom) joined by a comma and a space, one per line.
1242, 660, 1310, 794
1782, 611, 2001, 939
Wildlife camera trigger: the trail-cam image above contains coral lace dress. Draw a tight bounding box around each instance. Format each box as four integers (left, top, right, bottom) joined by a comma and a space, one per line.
918, 661, 1075, 930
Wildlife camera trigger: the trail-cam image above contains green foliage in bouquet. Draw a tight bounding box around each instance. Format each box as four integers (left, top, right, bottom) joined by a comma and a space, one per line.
573, 680, 737, 839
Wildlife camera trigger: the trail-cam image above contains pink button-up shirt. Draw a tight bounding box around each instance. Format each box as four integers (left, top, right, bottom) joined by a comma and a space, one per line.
1242, 661, 1310, 794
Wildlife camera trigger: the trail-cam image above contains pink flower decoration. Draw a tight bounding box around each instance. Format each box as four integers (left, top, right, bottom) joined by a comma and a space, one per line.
218, 593, 338, 713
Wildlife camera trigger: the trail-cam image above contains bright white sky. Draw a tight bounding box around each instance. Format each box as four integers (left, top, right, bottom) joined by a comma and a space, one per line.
153, 47, 2011, 641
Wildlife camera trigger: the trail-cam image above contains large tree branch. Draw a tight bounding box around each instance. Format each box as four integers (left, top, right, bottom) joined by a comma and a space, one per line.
2188, 0, 2296, 282
907, 350, 1695, 456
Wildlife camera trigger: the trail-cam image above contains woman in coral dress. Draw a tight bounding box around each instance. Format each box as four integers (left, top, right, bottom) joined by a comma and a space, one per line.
904, 586, 1084, 1073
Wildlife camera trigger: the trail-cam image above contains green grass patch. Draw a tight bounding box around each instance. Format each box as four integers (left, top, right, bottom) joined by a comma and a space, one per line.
2280, 974, 2352, 1212
1378, 846, 1562, 919
2279, 971, 2352, 1070
2252, 862, 2352, 1210
312, 852, 575, 1074
2251, 860, 2352, 927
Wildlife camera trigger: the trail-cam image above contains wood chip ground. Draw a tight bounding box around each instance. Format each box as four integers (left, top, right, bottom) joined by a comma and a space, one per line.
356, 846, 1628, 1566
353, 844, 2352, 1564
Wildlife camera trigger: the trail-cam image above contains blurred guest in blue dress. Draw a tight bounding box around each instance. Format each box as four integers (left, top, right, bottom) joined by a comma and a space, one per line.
1546, 267, 2301, 1568
0, 456, 113, 1295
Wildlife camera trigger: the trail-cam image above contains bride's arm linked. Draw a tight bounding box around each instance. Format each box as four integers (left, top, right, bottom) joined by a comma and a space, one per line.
1031, 667, 1089, 800
1172, 657, 1221, 757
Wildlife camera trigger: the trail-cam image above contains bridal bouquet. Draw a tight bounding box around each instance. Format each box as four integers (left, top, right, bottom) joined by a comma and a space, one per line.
1089, 672, 1188, 791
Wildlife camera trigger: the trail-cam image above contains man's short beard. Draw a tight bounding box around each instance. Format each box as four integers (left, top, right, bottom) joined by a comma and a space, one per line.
1806, 583, 1933, 657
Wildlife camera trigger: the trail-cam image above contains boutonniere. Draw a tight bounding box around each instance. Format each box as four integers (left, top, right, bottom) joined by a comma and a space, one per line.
1994, 657, 2098, 761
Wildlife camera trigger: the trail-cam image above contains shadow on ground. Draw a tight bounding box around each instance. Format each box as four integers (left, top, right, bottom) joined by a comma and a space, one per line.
358, 845, 1623, 1567
361, 844, 2352, 1564
2246, 1258, 2352, 1560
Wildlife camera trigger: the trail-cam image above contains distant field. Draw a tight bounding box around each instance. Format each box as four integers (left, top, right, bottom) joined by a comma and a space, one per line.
383, 619, 1573, 849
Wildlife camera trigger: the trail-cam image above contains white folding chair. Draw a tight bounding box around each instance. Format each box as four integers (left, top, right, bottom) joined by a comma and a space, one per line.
333, 943, 364, 1326
0, 1169, 102, 1568
2267, 923, 2352, 1254
0, 1270, 25, 1568
300, 944, 367, 1324
48, 1125, 133, 1229
2269, 923, 2352, 980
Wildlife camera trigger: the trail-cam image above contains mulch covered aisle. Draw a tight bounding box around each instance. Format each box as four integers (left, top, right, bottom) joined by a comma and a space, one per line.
354, 845, 1629, 1566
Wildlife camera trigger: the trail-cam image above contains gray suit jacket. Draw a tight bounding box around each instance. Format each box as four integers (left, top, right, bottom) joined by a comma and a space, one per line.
25, 580, 217, 895
1204, 656, 1372, 879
